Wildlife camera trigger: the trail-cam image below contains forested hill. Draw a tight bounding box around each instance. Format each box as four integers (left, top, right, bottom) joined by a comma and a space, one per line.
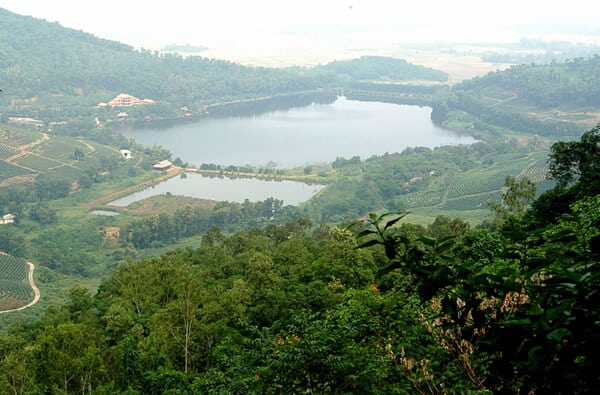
0, 7, 450, 113
455, 56, 600, 109
426, 56, 600, 138
0, 8, 334, 105
319, 55, 449, 82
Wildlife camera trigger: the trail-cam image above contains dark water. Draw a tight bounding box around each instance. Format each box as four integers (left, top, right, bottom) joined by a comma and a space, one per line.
119, 96, 476, 168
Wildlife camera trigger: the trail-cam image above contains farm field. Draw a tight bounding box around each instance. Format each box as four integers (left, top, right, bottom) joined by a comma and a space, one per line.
16, 153, 62, 171
392, 150, 551, 221
0, 125, 43, 148
0, 143, 18, 159
0, 160, 33, 181
48, 164, 85, 181
0, 254, 33, 311
32, 135, 92, 161
0, 127, 127, 188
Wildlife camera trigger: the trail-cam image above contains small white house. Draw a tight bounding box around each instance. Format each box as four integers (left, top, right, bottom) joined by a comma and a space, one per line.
120, 149, 132, 160
1, 214, 15, 224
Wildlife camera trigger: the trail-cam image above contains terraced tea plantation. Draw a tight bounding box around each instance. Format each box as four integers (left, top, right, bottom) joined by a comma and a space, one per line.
0, 143, 18, 159
0, 254, 33, 311
0, 160, 33, 181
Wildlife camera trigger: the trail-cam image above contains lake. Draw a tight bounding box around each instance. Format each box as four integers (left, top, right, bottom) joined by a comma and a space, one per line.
108, 173, 326, 207
119, 96, 476, 168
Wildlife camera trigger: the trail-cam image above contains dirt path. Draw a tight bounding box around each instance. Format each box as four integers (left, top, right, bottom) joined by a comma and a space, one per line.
18, 133, 49, 151
0, 261, 41, 314
80, 139, 96, 153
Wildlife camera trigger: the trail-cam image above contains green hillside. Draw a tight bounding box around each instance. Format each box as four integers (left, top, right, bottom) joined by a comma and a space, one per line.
431, 56, 600, 139
0, 7, 336, 122
319, 55, 449, 81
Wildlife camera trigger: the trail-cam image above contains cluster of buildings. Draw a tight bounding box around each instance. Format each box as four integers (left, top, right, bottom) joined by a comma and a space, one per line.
97, 93, 155, 108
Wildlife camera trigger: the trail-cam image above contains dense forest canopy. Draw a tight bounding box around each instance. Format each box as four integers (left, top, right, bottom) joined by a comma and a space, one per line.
0, 130, 598, 393
319, 56, 449, 82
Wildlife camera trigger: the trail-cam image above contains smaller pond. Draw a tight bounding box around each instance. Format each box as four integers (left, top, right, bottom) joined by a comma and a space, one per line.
108, 173, 326, 207
90, 210, 120, 216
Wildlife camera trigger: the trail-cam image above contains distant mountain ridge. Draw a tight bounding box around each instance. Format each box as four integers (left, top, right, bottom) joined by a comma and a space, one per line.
0, 7, 448, 112
0, 7, 333, 107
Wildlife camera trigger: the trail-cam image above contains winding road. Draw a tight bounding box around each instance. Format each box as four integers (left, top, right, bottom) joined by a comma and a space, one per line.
0, 261, 40, 314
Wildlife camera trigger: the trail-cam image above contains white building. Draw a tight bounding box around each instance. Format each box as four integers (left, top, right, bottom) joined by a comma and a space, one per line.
1, 214, 15, 224
120, 149, 132, 160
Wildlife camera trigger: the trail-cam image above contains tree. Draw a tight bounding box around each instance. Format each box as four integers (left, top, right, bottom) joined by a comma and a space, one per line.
532, 126, 600, 223
72, 148, 85, 160
354, 202, 600, 393
34, 323, 104, 394
488, 175, 536, 226
33, 177, 70, 201
29, 202, 57, 224
0, 336, 35, 395
548, 125, 600, 192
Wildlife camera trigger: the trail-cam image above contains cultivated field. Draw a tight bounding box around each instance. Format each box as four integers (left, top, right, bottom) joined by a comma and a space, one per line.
0, 160, 33, 181
0, 126, 43, 148
0, 254, 34, 311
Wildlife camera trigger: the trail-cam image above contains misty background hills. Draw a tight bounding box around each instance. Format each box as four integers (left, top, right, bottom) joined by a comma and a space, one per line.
0, 7, 448, 107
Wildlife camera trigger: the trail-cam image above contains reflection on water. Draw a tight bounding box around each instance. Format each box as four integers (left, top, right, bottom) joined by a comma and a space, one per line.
108, 173, 325, 207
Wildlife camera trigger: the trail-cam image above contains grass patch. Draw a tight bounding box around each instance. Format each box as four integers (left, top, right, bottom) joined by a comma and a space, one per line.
32, 136, 90, 161
445, 192, 501, 210
16, 154, 62, 171
0, 126, 42, 148
126, 195, 216, 216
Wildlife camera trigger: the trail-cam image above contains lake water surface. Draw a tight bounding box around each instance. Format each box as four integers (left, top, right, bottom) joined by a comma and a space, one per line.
109, 173, 325, 207
119, 96, 476, 168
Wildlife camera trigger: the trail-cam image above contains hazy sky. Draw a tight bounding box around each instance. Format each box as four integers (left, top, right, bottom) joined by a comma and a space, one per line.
1, 0, 599, 65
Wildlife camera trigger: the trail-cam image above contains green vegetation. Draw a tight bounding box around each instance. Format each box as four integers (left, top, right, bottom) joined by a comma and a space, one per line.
301, 145, 553, 224
0, 130, 598, 393
0, 161, 32, 181
319, 55, 449, 81
0, 144, 17, 159
430, 56, 600, 139
0, 7, 452, 129
0, 254, 32, 310
0, 7, 600, 392
0, 125, 43, 148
